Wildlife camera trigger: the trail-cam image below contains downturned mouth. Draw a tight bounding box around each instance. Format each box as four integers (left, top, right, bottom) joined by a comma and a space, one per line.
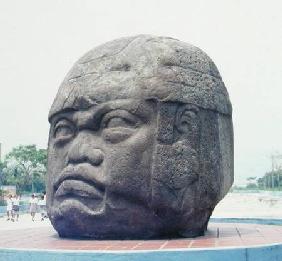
54, 164, 105, 199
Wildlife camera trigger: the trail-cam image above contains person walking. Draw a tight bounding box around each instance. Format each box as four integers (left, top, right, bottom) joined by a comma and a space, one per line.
12, 194, 20, 221
6, 194, 13, 221
38, 194, 46, 221
29, 194, 38, 221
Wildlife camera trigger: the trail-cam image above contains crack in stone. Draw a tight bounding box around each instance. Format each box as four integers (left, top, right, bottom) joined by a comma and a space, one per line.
68, 71, 99, 82
79, 36, 140, 65
61, 84, 76, 110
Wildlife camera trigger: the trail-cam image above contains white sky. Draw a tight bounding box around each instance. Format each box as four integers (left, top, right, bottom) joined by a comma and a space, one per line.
1, 0, 282, 184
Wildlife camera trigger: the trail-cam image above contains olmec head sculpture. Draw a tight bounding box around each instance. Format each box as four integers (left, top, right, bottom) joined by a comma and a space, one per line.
47, 35, 233, 239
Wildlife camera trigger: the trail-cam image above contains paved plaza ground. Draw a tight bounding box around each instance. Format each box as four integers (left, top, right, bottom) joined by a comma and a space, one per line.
1, 222, 282, 250
0, 213, 52, 231
0, 192, 281, 260
213, 191, 282, 219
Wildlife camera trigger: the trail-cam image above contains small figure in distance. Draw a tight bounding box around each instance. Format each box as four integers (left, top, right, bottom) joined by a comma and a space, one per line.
29, 194, 38, 221
38, 193, 47, 221
6, 194, 13, 221
43, 191, 48, 218
11, 194, 20, 222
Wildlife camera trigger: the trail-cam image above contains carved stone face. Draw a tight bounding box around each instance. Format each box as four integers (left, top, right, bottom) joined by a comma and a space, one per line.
47, 35, 233, 239
47, 99, 162, 238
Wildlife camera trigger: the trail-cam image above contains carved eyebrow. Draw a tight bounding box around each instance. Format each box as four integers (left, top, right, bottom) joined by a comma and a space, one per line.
49, 109, 77, 125
75, 108, 140, 131
50, 100, 153, 129
53, 117, 74, 128
73, 103, 147, 130
90, 102, 147, 123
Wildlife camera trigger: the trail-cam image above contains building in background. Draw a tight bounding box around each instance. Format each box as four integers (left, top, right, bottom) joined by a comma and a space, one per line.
0, 185, 16, 197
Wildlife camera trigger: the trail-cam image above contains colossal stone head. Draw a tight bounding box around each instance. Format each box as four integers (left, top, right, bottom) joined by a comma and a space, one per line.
47, 35, 233, 239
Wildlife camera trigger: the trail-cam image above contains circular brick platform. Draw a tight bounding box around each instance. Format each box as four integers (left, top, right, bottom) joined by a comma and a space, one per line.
0, 222, 282, 261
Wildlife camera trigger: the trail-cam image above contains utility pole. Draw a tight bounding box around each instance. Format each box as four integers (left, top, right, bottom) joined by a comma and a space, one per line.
270, 153, 282, 189
275, 153, 282, 189
271, 155, 275, 189
278, 165, 280, 188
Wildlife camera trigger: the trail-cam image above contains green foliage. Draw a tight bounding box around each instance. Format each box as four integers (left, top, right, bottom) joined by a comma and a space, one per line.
257, 170, 282, 189
2, 145, 47, 193
5, 145, 47, 166
246, 183, 257, 189
0, 161, 5, 185
0, 188, 7, 205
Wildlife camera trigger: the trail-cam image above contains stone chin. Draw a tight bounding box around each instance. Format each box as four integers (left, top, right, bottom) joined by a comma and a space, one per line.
48, 197, 164, 239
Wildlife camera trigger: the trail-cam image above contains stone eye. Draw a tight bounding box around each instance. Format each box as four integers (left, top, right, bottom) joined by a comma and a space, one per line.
53, 120, 75, 141
102, 110, 139, 130
101, 112, 140, 143
105, 117, 134, 128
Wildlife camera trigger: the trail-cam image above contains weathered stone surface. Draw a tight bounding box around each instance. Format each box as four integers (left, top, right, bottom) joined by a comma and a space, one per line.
47, 35, 233, 239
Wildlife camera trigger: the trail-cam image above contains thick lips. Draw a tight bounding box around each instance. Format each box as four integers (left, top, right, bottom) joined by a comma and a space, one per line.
54, 163, 105, 199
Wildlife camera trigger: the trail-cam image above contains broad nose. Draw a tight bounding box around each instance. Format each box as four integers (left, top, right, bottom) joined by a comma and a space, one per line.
67, 132, 104, 166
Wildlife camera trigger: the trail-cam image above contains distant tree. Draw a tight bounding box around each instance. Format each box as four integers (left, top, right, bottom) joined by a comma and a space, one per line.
257, 170, 282, 189
0, 161, 6, 204
257, 177, 265, 188
246, 183, 257, 189
247, 177, 257, 181
0, 161, 5, 185
2, 145, 47, 193
246, 176, 257, 190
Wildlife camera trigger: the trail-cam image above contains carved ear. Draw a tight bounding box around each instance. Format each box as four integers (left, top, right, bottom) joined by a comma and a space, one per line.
175, 104, 199, 148
151, 141, 199, 214
155, 102, 200, 145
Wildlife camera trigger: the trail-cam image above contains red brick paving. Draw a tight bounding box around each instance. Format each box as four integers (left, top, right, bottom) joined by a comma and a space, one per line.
0, 223, 281, 251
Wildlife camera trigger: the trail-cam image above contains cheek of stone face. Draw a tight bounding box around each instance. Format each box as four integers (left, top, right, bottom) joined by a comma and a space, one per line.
151, 140, 200, 215
47, 143, 69, 202
104, 126, 154, 202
